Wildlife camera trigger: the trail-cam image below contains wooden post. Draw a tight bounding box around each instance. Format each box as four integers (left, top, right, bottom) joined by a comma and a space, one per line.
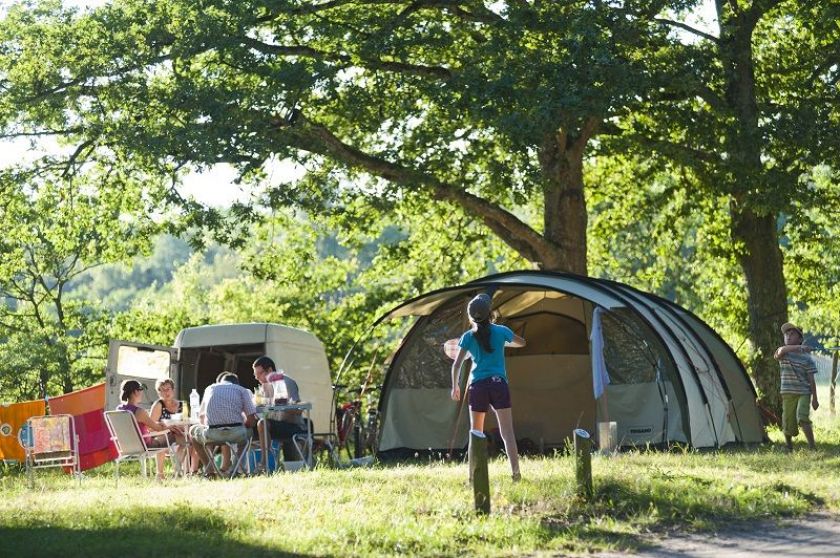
469, 430, 491, 515
574, 428, 593, 501
831, 351, 838, 416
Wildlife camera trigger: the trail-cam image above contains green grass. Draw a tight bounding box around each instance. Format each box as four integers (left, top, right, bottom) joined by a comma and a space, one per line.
3, 394, 839, 557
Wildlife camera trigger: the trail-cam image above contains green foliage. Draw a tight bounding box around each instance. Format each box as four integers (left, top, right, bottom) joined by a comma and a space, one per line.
0, 0, 684, 269
67, 235, 193, 312
105, 203, 524, 387
783, 166, 840, 347
587, 155, 750, 360
0, 174, 164, 399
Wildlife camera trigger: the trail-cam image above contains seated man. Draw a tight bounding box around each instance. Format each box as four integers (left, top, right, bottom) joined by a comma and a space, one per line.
252, 355, 307, 469
190, 372, 257, 476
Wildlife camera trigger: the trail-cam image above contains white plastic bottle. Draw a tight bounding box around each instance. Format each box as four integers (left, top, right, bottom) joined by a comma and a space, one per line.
189, 389, 200, 420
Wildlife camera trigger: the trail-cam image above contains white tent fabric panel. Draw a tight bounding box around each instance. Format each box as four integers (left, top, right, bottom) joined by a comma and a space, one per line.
637, 303, 737, 446
602, 295, 716, 447
668, 306, 765, 443
379, 388, 469, 451
603, 382, 687, 445
611, 284, 737, 447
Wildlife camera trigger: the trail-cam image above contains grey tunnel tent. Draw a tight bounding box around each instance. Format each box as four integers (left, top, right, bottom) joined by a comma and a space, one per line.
370, 271, 766, 456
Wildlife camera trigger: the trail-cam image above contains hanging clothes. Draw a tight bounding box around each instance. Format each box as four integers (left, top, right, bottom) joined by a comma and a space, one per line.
590, 307, 611, 400
48, 383, 106, 416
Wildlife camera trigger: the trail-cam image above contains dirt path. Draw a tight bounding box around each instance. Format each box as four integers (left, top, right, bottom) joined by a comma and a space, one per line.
596, 513, 840, 557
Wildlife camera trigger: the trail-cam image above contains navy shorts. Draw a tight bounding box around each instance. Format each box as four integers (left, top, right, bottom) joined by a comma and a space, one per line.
468, 376, 511, 413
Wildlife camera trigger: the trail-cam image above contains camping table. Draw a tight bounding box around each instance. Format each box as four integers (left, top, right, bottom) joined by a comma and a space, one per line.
256, 402, 313, 471
161, 417, 199, 476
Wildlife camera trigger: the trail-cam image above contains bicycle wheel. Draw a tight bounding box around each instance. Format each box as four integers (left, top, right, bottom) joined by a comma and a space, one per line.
364, 411, 380, 457
339, 411, 357, 460
352, 418, 364, 459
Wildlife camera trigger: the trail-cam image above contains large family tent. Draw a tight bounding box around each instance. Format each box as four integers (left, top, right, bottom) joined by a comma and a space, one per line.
373, 271, 766, 456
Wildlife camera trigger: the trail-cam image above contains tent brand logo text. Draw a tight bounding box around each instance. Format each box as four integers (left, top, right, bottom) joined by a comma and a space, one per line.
629, 426, 653, 435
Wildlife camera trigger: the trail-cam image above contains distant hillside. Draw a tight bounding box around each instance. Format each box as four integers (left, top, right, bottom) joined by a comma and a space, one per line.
65, 235, 204, 310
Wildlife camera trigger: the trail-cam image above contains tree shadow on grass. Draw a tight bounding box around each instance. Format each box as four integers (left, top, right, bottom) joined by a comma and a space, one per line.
534, 477, 827, 554
0, 508, 314, 558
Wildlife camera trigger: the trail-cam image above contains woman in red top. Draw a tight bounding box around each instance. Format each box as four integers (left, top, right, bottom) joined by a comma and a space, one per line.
116, 379, 172, 480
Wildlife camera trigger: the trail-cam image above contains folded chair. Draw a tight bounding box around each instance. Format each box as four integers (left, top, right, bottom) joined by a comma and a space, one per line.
104, 410, 177, 483
292, 431, 339, 470
288, 417, 342, 471
24, 414, 81, 487
204, 437, 252, 479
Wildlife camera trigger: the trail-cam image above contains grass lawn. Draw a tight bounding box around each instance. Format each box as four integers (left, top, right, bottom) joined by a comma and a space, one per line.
2, 387, 839, 557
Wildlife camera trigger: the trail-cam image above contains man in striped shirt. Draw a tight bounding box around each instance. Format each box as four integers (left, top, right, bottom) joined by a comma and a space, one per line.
774, 322, 819, 451
190, 372, 258, 474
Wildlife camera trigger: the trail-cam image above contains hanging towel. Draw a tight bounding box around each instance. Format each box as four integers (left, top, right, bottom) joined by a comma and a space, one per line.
50, 384, 119, 472
73, 409, 112, 454
48, 383, 105, 416
590, 307, 611, 400
0, 400, 47, 462
69, 408, 118, 471
77, 445, 118, 471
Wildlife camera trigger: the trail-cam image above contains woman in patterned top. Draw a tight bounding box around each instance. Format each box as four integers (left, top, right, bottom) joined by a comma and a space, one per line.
150, 378, 194, 474
150, 378, 184, 420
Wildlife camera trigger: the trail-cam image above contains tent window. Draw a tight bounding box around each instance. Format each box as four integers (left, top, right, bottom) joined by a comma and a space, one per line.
391, 303, 468, 389
601, 311, 667, 385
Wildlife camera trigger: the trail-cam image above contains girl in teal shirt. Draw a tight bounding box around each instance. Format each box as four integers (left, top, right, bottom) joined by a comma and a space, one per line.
451, 293, 526, 480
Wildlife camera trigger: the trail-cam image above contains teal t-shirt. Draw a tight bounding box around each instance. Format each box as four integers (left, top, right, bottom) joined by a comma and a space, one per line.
458, 324, 515, 383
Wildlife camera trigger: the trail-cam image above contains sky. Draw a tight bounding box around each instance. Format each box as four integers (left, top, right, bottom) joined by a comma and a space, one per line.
1, 0, 719, 207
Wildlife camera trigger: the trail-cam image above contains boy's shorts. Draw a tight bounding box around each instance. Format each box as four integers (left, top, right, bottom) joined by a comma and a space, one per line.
468, 376, 511, 413
781, 393, 812, 437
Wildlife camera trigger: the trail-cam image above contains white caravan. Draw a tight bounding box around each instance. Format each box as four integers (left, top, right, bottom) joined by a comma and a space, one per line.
104, 323, 333, 434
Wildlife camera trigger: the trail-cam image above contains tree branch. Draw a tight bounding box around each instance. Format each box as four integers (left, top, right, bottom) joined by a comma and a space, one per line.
285, 114, 551, 262
0, 127, 83, 140
568, 116, 601, 159
654, 18, 720, 43
240, 37, 453, 80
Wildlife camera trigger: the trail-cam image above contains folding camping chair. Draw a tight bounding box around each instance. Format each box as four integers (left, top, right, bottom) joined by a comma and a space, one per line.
203, 437, 252, 479
104, 410, 178, 483
292, 430, 339, 470
24, 414, 81, 487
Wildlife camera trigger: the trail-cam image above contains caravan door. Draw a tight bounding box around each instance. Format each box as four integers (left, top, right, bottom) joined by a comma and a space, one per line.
105, 340, 178, 411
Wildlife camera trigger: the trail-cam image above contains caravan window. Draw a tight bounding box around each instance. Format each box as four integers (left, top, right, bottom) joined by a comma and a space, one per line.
115, 346, 171, 379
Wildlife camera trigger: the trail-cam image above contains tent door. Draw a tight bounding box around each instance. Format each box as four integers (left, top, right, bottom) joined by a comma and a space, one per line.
105, 340, 178, 411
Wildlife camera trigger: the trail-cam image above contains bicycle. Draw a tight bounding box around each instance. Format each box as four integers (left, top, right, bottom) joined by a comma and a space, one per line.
334, 384, 381, 460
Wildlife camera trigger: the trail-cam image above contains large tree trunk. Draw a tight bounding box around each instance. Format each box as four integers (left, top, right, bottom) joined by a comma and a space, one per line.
721, 4, 788, 421
537, 126, 593, 275
730, 205, 787, 421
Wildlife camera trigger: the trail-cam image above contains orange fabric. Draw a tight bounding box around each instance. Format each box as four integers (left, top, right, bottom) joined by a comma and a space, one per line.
0, 400, 46, 462
48, 383, 105, 416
